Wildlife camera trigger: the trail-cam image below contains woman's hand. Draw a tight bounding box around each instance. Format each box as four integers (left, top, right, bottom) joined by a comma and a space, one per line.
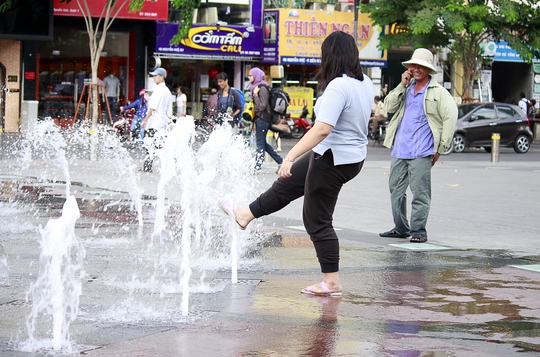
278, 158, 294, 178
253, 86, 260, 96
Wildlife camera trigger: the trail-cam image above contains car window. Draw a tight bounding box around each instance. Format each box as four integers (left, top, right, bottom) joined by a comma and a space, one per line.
496, 105, 519, 119
458, 104, 479, 118
471, 105, 496, 120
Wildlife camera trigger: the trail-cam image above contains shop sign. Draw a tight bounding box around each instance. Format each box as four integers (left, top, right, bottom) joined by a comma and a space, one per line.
284, 86, 314, 118
155, 22, 263, 60
53, 0, 168, 21
493, 41, 524, 63
263, 9, 387, 67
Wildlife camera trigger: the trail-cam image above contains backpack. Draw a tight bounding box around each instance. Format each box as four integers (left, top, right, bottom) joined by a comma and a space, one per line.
231, 87, 245, 117
521, 98, 532, 115
260, 85, 290, 116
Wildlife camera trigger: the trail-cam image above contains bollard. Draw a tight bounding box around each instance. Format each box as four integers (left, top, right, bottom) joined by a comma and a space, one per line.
491, 133, 500, 163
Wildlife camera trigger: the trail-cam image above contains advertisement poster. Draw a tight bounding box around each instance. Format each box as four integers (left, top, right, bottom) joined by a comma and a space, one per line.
54, 0, 169, 21
263, 10, 280, 64
284, 86, 314, 117
263, 9, 386, 67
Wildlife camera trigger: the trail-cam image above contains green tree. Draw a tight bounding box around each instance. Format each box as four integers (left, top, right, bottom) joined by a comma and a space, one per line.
363, 0, 540, 100
169, 0, 200, 44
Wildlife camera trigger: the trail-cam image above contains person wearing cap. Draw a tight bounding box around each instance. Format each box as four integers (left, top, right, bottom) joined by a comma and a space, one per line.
379, 48, 457, 243
141, 67, 173, 172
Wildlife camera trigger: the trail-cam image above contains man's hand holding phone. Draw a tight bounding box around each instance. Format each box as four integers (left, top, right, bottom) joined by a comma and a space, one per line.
401, 70, 413, 87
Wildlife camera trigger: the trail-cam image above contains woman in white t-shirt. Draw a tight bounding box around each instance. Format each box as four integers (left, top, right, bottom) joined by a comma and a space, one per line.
221, 31, 374, 296
175, 86, 187, 117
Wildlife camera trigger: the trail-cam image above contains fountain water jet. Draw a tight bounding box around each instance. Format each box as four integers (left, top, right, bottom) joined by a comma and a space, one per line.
22, 142, 85, 353
150, 120, 258, 314
2, 116, 266, 352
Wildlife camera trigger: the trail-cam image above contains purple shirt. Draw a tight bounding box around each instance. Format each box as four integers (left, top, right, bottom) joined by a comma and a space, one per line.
391, 82, 434, 159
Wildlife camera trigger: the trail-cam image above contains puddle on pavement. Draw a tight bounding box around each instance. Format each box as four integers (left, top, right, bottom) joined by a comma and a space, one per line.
2, 177, 540, 355
259, 245, 540, 355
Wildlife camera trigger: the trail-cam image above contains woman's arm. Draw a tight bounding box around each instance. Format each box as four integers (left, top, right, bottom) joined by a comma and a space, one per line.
253, 85, 269, 113
121, 98, 140, 111
278, 121, 333, 178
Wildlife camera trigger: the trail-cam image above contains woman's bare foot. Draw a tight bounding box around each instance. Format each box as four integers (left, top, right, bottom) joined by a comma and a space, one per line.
301, 272, 343, 296
235, 206, 255, 229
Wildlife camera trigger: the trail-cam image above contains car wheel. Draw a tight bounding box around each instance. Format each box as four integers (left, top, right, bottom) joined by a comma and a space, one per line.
484, 147, 492, 153
291, 127, 305, 139
514, 134, 531, 153
453, 134, 466, 153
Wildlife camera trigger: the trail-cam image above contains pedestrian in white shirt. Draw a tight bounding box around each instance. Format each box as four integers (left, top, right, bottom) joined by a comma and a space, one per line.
141, 67, 173, 172
175, 86, 187, 118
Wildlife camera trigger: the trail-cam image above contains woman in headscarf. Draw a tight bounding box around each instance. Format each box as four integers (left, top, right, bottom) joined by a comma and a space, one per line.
249, 67, 283, 174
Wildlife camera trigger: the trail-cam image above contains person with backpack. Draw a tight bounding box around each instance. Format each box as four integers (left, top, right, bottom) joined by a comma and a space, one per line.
221, 32, 374, 296
249, 67, 283, 174
518, 92, 530, 115
215, 72, 243, 127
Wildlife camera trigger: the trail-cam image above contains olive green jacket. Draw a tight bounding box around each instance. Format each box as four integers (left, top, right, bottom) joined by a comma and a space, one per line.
383, 76, 458, 155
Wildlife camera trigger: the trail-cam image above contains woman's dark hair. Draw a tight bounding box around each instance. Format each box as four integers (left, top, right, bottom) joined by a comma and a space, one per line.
216, 72, 229, 81
314, 31, 364, 92
176, 85, 184, 93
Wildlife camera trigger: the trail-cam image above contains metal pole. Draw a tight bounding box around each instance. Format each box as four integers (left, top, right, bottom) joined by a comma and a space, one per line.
491, 133, 500, 163
353, 0, 359, 41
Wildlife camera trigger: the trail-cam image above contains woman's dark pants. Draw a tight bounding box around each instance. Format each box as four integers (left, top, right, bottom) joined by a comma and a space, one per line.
249, 150, 363, 273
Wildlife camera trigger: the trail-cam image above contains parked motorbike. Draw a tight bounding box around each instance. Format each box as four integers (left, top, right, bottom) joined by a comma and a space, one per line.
112, 107, 134, 142
368, 115, 390, 146
285, 106, 312, 139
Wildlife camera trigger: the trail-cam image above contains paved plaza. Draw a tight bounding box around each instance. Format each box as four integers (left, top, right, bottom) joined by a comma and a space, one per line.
0, 131, 539, 356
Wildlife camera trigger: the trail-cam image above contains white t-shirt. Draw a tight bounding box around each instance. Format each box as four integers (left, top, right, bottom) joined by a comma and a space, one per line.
103, 75, 120, 97
519, 98, 529, 114
147, 82, 173, 130
176, 93, 187, 116
313, 74, 374, 165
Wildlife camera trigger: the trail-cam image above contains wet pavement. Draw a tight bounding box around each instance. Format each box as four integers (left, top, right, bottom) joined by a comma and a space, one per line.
0, 131, 540, 356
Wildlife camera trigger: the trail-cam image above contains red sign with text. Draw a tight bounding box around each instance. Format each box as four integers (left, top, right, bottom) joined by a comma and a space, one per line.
53, 0, 168, 21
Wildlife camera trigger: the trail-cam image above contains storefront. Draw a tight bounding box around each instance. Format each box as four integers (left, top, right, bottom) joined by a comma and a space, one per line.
35, 28, 133, 123
491, 41, 534, 104
154, 0, 264, 119
261, 8, 387, 115
0, 0, 53, 132
25, 0, 168, 125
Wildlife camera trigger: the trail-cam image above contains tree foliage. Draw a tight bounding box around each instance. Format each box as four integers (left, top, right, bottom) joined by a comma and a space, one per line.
363, 0, 540, 100
169, 0, 200, 44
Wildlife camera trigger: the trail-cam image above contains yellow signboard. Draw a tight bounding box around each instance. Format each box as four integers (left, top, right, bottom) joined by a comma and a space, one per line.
284, 86, 314, 118
276, 9, 386, 66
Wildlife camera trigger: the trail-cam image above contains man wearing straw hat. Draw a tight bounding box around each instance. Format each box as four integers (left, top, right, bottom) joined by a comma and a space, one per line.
379, 48, 457, 243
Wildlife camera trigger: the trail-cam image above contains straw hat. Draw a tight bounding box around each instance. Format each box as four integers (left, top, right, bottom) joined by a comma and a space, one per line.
402, 48, 437, 74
